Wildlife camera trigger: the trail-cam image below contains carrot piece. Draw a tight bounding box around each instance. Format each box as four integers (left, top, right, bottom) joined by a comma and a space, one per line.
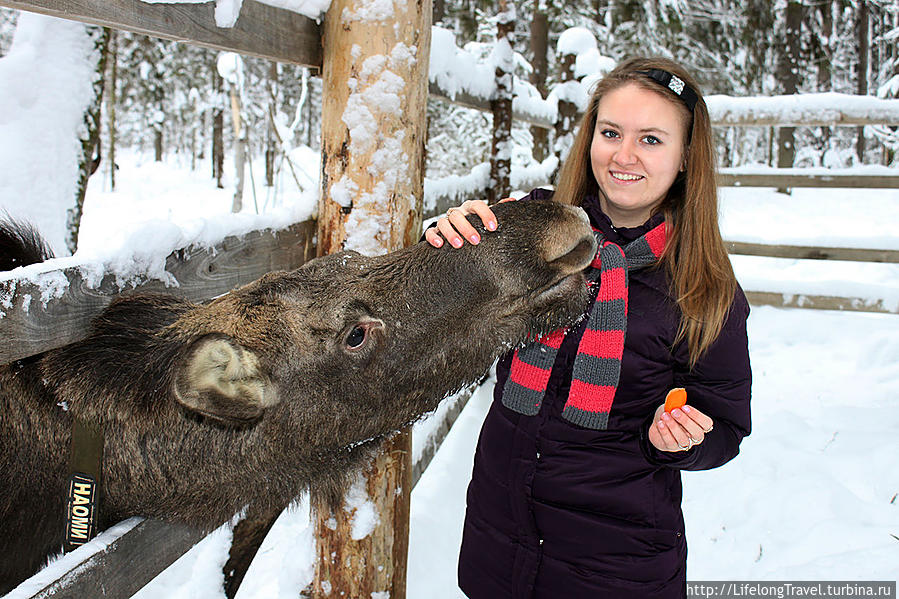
664, 387, 687, 413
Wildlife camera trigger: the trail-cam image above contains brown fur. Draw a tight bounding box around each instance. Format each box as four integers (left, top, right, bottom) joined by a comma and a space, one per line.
0, 199, 596, 593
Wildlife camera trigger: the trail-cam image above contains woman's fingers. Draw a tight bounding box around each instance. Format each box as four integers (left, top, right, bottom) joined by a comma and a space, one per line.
447, 206, 482, 246
424, 226, 444, 247
425, 199, 503, 249
651, 404, 715, 452
466, 200, 498, 231
661, 412, 694, 449
681, 404, 714, 433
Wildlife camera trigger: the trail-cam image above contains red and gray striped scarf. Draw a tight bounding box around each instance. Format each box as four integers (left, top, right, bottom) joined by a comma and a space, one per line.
501, 222, 667, 430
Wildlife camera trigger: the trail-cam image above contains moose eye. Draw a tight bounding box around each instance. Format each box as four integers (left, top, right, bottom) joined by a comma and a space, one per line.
346, 326, 367, 349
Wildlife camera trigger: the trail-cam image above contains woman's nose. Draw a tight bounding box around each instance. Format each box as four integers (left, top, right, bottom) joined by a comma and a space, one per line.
613, 138, 638, 165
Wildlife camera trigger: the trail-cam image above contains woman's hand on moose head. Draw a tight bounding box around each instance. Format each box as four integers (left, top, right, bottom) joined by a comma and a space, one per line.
649, 403, 715, 453
425, 198, 515, 248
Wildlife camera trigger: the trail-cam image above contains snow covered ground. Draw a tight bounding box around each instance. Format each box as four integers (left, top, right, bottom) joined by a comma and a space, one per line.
4, 152, 899, 596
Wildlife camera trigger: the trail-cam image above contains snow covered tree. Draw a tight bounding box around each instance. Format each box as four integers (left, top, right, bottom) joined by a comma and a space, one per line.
66, 25, 110, 254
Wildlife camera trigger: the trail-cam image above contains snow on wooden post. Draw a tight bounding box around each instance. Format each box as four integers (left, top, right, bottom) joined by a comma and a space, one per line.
313, 0, 432, 596
488, 0, 514, 203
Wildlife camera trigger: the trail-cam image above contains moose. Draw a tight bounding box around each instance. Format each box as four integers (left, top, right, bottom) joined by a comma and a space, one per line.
0, 199, 597, 593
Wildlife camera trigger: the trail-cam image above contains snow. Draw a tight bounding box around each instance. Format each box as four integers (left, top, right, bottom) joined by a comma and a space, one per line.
708, 92, 899, 125
344, 475, 380, 541
335, 39, 421, 256
423, 156, 558, 211
216, 51, 243, 86
341, 0, 402, 24
719, 185, 899, 312
0, 13, 101, 258
557, 26, 597, 57
0, 148, 319, 314
428, 27, 495, 101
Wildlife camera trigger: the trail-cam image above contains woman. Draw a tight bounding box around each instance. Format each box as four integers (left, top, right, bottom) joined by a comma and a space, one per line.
426, 57, 751, 598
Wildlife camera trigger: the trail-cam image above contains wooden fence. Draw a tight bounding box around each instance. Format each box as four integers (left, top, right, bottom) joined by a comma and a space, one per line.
1, 1, 898, 598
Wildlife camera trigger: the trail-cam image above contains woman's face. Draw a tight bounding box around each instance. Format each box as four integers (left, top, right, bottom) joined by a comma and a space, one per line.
589, 82, 687, 227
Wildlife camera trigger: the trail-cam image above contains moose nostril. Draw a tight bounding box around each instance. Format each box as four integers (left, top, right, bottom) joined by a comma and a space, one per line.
548, 235, 597, 272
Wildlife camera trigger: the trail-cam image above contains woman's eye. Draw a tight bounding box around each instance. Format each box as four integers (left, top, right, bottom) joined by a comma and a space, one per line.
346, 326, 366, 349
601, 129, 619, 139
643, 135, 661, 145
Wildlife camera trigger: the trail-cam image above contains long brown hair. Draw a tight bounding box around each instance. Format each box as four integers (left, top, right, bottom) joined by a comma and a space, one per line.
553, 56, 736, 367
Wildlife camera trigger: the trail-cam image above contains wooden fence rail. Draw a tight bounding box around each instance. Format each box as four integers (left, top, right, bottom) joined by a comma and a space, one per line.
718, 171, 899, 189
0, 0, 322, 67
0, 222, 315, 365
725, 241, 899, 264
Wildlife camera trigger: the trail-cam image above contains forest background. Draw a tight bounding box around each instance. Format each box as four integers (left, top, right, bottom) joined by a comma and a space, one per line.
1, 0, 897, 257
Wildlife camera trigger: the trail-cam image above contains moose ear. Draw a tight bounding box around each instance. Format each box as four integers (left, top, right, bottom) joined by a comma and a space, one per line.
173, 334, 279, 425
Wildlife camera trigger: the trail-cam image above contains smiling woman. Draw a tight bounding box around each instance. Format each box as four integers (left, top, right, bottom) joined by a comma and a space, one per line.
427, 56, 751, 599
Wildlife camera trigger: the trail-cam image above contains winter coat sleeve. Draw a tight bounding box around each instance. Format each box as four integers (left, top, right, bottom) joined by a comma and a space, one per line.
639, 287, 752, 471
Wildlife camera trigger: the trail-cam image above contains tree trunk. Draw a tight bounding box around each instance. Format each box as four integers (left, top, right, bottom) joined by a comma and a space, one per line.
66, 25, 110, 255
489, 0, 514, 204
856, 0, 869, 163
815, 0, 833, 161
154, 128, 163, 162
312, 0, 431, 595
265, 62, 277, 188
555, 50, 578, 169
433, 0, 445, 25
529, 3, 549, 163
775, 0, 801, 191
106, 29, 118, 192
212, 67, 225, 189
230, 86, 244, 213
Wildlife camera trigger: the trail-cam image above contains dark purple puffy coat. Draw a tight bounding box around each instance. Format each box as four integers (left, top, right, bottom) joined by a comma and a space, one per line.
457, 189, 752, 598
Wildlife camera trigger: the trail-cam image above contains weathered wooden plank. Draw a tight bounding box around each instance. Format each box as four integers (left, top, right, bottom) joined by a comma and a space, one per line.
0, 221, 316, 364
411, 384, 476, 488
718, 172, 899, 188
744, 290, 895, 314
727, 241, 899, 263
27, 519, 206, 599
0, 0, 322, 67
428, 83, 899, 131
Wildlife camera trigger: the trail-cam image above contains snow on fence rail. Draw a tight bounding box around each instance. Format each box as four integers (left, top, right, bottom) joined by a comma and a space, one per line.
0, 222, 315, 364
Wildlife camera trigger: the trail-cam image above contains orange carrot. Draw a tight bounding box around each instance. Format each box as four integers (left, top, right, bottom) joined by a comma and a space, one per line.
664, 388, 687, 413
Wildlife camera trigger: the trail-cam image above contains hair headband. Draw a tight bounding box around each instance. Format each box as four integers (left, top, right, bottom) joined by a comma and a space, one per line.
639, 69, 698, 112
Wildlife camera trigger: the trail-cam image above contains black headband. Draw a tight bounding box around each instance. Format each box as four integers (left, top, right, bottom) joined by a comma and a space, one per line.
639, 69, 698, 112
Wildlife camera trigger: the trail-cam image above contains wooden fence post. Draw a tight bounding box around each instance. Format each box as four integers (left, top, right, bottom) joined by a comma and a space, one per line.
313, 0, 432, 596
488, 0, 513, 203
